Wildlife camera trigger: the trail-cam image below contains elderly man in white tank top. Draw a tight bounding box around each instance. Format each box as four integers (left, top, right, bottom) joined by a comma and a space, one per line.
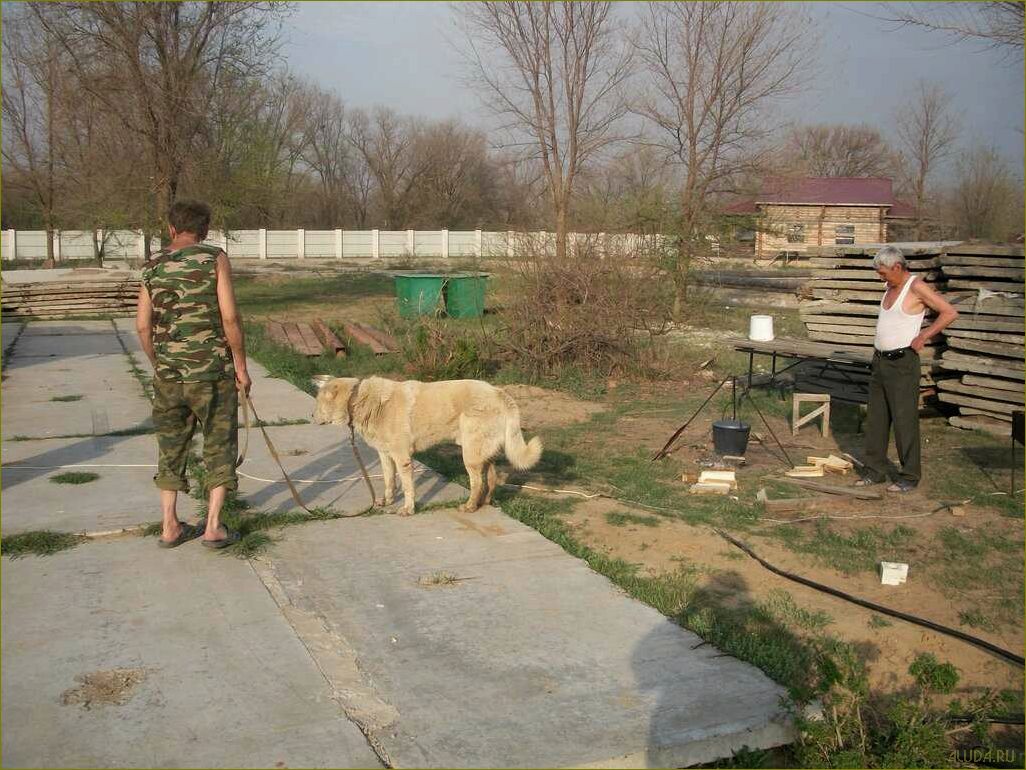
855, 245, 958, 492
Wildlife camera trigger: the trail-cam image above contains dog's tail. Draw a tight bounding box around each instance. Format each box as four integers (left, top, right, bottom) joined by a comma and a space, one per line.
501, 391, 543, 470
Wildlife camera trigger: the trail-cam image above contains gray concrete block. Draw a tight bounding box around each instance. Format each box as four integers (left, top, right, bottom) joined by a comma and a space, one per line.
1, 537, 381, 768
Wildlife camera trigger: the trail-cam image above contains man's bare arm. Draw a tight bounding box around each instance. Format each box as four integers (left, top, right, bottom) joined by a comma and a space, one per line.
135, 284, 157, 367
910, 279, 959, 351
215, 251, 251, 394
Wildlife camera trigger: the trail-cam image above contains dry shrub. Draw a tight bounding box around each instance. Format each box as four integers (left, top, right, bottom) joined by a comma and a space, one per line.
493, 235, 671, 378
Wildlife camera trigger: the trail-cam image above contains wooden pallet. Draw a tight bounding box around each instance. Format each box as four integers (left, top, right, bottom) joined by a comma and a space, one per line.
265, 320, 325, 356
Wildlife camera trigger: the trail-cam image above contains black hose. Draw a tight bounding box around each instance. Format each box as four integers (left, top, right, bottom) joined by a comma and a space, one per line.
715, 529, 1025, 668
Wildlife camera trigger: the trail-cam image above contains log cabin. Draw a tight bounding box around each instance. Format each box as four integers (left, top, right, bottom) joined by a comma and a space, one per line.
725, 177, 915, 259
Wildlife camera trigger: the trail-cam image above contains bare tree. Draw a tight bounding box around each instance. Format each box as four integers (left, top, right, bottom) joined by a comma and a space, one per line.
783, 124, 897, 178
876, 2, 1024, 59
349, 108, 429, 229
456, 1, 631, 260
1, 11, 69, 260
32, 1, 290, 242
950, 145, 1023, 240
894, 81, 960, 239
633, 1, 815, 318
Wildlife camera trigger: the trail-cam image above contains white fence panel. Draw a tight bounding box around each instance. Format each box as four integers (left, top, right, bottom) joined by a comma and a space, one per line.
304, 230, 336, 258
448, 231, 477, 257
342, 230, 373, 258
414, 230, 443, 256
266, 230, 298, 259
378, 230, 408, 257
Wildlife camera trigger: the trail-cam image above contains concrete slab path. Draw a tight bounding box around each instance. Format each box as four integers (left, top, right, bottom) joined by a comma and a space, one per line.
256, 509, 793, 768
1, 537, 382, 769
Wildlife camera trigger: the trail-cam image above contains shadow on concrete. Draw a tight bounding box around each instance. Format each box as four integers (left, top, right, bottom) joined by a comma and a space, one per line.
1, 433, 143, 490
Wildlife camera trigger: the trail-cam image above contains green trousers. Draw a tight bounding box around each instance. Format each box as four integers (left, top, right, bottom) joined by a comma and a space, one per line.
862, 350, 921, 485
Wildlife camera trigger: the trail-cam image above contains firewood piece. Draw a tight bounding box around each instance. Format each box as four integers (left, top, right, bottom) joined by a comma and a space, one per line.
689, 482, 733, 496
786, 465, 825, 478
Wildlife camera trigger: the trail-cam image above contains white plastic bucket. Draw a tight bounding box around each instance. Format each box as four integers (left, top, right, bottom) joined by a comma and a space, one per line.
749, 315, 774, 342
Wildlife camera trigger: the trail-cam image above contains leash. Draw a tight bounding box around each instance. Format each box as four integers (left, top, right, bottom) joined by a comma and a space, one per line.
239, 391, 314, 513
344, 380, 379, 504
236, 382, 379, 514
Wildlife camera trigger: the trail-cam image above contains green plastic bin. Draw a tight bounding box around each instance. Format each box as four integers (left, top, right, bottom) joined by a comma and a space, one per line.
394, 274, 446, 318
444, 273, 489, 318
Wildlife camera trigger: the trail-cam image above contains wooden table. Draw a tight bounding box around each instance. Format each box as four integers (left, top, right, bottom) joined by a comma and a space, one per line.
732, 336, 874, 403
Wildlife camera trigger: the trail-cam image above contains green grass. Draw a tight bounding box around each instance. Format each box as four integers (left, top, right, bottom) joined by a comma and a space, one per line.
768, 521, 916, 575
50, 471, 100, 484
760, 588, 834, 631
51, 394, 83, 402
234, 272, 393, 316
957, 609, 997, 632
605, 511, 662, 528
1, 530, 84, 557
868, 614, 893, 629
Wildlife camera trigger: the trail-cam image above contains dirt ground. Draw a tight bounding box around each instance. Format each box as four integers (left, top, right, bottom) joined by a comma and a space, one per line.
508, 383, 1024, 701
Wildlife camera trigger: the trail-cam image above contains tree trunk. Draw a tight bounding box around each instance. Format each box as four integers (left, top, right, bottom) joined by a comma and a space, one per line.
555, 204, 568, 261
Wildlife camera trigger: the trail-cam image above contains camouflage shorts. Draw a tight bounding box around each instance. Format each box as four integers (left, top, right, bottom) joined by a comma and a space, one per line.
152, 377, 238, 494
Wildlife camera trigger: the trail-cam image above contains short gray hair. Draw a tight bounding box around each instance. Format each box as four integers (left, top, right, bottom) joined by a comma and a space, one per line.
873, 245, 907, 269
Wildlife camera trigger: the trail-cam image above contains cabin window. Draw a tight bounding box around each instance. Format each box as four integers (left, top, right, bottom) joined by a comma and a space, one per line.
786, 224, 805, 243
835, 224, 855, 245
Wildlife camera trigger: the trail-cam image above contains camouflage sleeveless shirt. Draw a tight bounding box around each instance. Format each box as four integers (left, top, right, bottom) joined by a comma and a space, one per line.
142, 244, 234, 382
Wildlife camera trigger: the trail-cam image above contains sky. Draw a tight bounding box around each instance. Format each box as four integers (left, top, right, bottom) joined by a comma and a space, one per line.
280, 1, 1025, 176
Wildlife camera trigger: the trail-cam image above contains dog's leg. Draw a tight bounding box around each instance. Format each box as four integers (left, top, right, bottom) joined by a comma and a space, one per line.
397, 454, 416, 516
460, 460, 485, 513
378, 451, 396, 506
484, 462, 498, 505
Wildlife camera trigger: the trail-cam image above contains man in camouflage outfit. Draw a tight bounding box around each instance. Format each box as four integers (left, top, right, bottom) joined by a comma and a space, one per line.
136, 199, 251, 548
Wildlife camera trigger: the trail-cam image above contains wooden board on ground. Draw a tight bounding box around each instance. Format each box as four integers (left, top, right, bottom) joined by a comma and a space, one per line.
311, 319, 346, 357
777, 477, 883, 500
949, 415, 1012, 437
957, 406, 1015, 423
264, 321, 290, 348
281, 322, 325, 356
937, 392, 1020, 415
355, 322, 400, 353
937, 379, 1024, 404
343, 322, 390, 355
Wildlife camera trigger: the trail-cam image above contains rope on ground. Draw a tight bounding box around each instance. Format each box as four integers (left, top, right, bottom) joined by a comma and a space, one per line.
715, 528, 1025, 668
0, 462, 433, 484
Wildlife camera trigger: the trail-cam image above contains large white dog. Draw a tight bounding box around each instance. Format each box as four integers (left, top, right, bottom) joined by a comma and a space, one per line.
312, 376, 542, 515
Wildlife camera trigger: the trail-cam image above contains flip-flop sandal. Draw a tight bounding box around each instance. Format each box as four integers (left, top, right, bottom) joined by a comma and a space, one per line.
201, 527, 241, 549
157, 523, 199, 549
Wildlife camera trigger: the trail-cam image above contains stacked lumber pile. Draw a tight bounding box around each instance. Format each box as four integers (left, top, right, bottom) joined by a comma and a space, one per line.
797, 243, 951, 401
936, 244, 1024, 437
1, 278, 137, 319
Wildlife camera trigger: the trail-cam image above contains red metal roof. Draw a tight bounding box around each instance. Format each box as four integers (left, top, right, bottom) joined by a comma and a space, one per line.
724, 177, 915, 217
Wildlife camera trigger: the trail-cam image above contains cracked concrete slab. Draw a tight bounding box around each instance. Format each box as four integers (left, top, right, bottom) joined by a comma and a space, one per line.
1, 537, 382, 768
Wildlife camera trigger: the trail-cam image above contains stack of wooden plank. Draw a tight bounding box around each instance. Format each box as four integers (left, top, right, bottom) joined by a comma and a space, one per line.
1, 278, 138, 320
796, 243, 951, 401
936, 244, 1024, 437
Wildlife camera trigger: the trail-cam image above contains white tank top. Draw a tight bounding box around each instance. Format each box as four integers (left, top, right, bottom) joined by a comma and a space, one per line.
875, 275, 925, 352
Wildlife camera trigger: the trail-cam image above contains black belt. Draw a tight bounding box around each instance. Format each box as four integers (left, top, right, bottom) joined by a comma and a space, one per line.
875, 347, 912, 361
